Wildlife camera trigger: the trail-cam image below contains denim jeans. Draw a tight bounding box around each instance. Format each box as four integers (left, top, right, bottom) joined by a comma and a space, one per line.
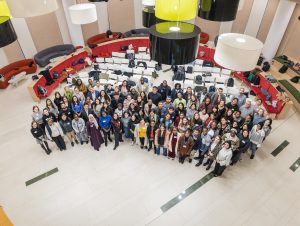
123, 126, 130, 138
155, 145, 167, 156
249, 142, 258, 155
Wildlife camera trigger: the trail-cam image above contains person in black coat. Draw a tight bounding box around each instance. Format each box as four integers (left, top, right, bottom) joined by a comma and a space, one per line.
231, 129, 250, 165
42, 108, 57, 125
111, 92, 124, 111
148, 86, 162, 106
146, 120, 158, 152
81, 103, 95, 122
158, 80, 171, 101
31, 121, 52, 155
53, 91, 64, 111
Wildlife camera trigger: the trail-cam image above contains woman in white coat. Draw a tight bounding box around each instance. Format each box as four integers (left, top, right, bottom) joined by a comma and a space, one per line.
212, 141, 233, 177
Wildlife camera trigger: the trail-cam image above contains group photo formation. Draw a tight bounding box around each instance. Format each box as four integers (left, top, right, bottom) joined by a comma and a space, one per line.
31, 76, 271, 177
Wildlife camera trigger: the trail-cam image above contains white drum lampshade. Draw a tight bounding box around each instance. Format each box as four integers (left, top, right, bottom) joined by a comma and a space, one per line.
69, 3, 97, 24
142, 0, 155, 6
214, 33, 263, 71
6, 0, 58, 17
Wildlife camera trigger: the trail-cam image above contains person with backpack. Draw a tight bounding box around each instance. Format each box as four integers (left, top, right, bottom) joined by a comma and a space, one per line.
45, 118, 66, 151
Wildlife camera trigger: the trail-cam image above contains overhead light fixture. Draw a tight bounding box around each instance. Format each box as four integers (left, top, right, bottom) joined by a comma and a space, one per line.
214, 33, 263, 71
88, 0, 109, 2
149, 21, 200, 65
6, 0, 58, 17
155, 0, 198, 21
142, 6, 156, 28
198, 0, 240, 22
69, 3, 97, 25
0, 16, 17, 48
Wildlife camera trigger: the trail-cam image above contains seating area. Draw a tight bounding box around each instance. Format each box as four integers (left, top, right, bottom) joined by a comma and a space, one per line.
0, 59, 37, 89
34, 44, 75, 67
86, 32, 123, 46
30, 50, 89, 101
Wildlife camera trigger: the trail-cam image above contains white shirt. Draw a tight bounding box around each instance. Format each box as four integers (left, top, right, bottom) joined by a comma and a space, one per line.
216, 147, 233, 166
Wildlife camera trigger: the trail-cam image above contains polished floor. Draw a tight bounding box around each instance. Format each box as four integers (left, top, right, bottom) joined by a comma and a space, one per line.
0, 69, 300, 226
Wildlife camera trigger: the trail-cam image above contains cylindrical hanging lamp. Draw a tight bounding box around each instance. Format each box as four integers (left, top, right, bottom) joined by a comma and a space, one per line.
6, 0, 58, 18
198, 0, 240, 22
0, 16, 17, 48
69, 3, 97, 25
142, 0, 155, 6
143, 6, 156, 28
149, 22, 200, 65
214, 33, 263, 71
155, 0, 198, 21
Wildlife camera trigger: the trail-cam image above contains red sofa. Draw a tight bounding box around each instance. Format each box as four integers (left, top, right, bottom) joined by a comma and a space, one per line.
0, 59, 37, 89
87, 32, 123, 46
32, 50, 89, 99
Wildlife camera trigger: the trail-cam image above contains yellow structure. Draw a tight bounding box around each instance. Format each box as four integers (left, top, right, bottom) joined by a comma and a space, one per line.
0, 207, 13, 226
0, 0, 11, 17
155, 0, 198, 21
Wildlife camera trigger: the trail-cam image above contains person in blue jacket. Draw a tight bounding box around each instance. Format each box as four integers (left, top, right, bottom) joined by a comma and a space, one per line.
71, 96, 83, 114
99, 111, 112, 146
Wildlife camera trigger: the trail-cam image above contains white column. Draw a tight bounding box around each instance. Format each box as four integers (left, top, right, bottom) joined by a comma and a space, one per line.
244, 0, 269, 37
0, 48, 8, 67
11, 18, 37, 58
55, 0, 72, 44
219, 22, 233, 34
95, 2, 109, 33
134, 0, 143, 28
262, 0, 296, 61
62, 0, 85, 46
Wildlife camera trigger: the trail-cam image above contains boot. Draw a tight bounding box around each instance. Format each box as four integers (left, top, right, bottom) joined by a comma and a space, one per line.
71, 142, 74, 147
206, 161, 212, 170
75, 139, 79, 144
44, 141, 52, 154
203, 159, 210, 166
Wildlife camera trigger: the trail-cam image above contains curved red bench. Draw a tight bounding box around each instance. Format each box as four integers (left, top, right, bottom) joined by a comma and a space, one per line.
200, 32, 209, 44
87, 32, 123, 46
0, 59, 37, 89
32, 50, 89, 99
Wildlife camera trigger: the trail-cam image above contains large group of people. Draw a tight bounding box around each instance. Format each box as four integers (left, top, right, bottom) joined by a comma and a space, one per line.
31, 77, 272, 177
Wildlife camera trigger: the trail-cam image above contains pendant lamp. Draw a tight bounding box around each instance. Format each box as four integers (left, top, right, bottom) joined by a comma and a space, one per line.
155, 0, 198, 21
198, 0, 240, 22
214, 33, 263, 71
69, 3, 97, 25
143, 6, 156, 28
0, 16, 17, 48
149, 22, 200, 65
0, 0, 11, 17
88, 0, 109, 2
5, 0, 58, 18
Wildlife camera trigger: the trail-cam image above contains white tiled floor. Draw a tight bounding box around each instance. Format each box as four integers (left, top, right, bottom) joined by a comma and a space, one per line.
0, 69, 300, 226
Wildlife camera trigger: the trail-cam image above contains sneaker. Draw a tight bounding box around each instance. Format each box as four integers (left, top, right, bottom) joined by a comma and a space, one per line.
195, 162, 201, 167
75, 140, 79, 144
206, 166, 211, 170
71, 142, 74, 147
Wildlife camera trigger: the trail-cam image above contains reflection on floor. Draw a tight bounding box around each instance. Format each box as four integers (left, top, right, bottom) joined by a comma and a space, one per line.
0, 66, 300, 226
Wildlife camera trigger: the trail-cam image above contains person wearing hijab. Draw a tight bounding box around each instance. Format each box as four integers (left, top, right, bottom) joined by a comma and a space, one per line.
86, 114, 104, 151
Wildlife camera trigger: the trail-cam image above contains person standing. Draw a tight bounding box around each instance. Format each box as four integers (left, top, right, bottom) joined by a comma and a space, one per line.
231, 130, 250, 165
202, 135, 222, 170
32, 106, 44, 130
249, 123, 265, 159
111, 113, 123, 150
167, 127, 179, 160
177, 130, 194, 164
146, 120, 157, 152
72, 113, 89, 145
148, 86, 162, 106
31, 121, 52, 155
129, 115, 139, 145
196, 127, 212, 165
59, 113, 78, 147
154, 124, 170, 156
134, 119, 148, 149
99, 111, 112, 146
213, 141, 233, 177
137, 77, 149, 94
121, 111, 131, 140
45, 118, 66, 151
86, 114, 104, 151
